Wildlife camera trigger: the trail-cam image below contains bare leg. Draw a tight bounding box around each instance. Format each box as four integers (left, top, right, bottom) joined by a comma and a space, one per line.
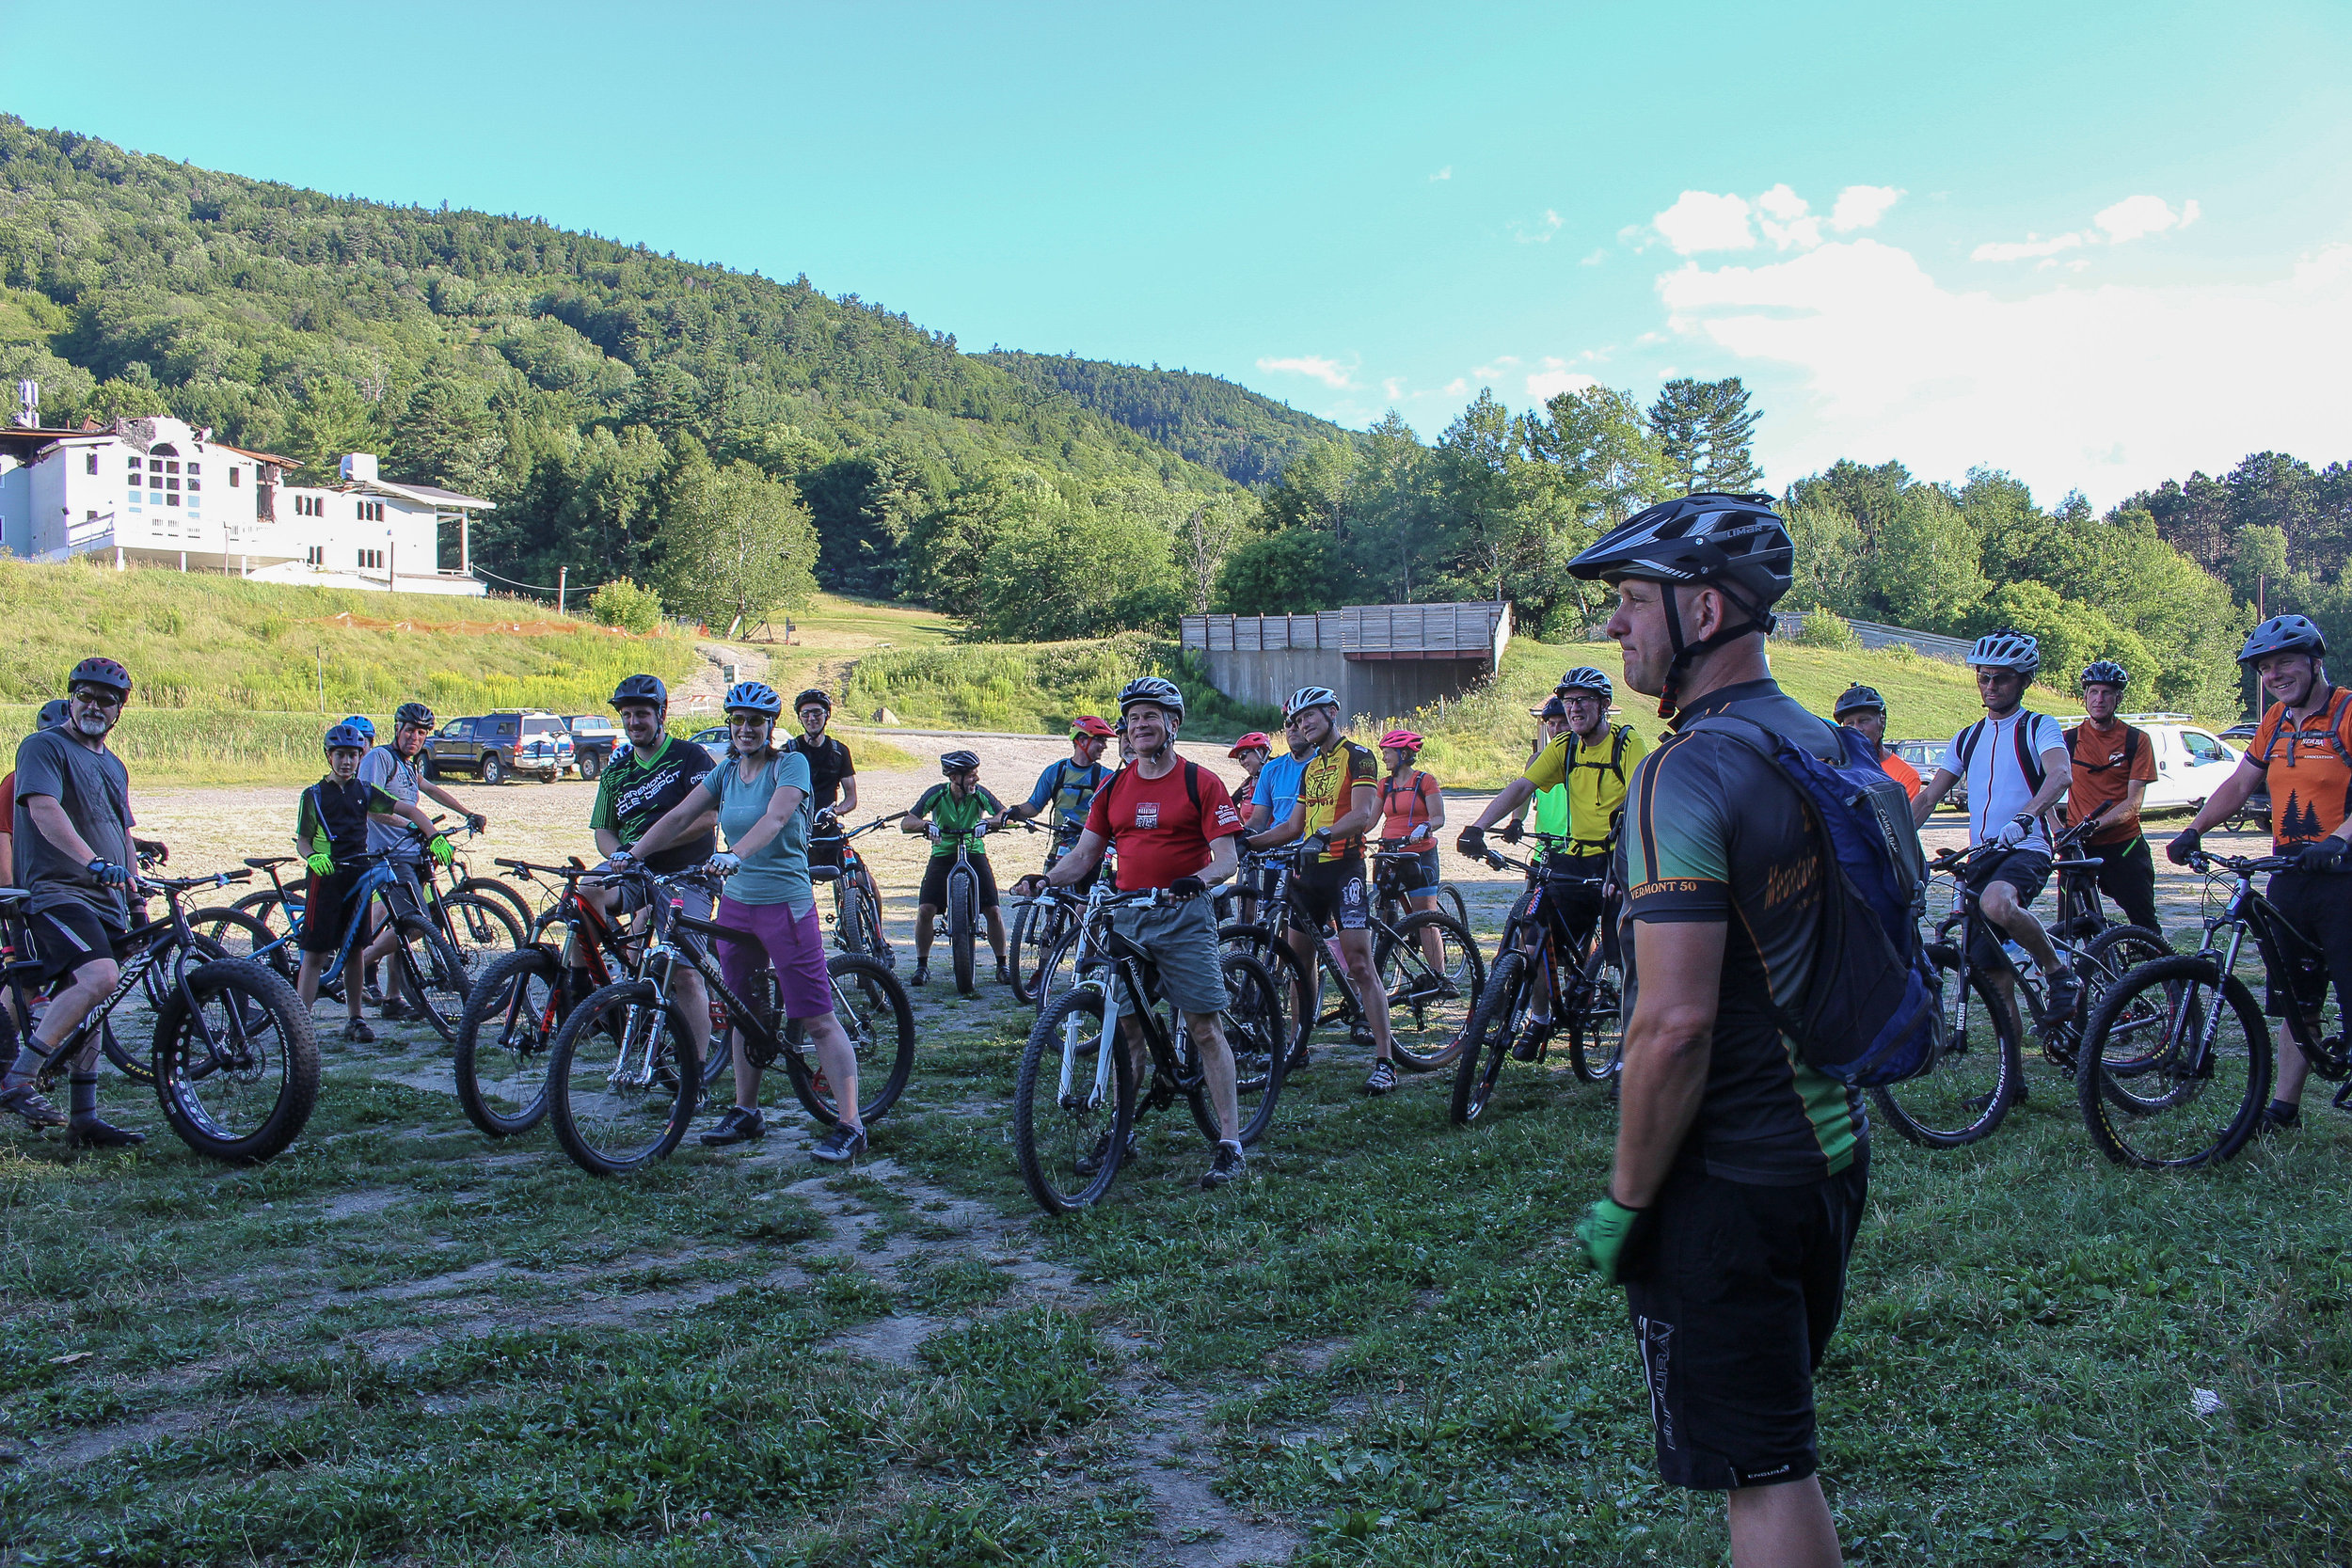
1980, 882, 2062, 977
1339, 928, 1392, 1060
1724, 1475, 1842, 1568
1188, 1012, 1239, 1141
802, 1011, 863, 1132
984, 909, 1009, 966
914, 903, 940, 965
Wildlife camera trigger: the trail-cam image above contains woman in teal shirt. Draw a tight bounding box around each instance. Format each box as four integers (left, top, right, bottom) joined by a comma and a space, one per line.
614, 682, 866, 1164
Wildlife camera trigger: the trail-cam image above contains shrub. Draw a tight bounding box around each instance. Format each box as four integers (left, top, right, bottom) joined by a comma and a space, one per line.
1794, 608, 1858, 649
586, 577, 662, 634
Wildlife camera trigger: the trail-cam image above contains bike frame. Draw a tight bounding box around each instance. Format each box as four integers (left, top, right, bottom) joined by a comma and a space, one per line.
11, 870, 253, 1074
2188, 853, 2333, 1064
1056, 886, 1189, 1116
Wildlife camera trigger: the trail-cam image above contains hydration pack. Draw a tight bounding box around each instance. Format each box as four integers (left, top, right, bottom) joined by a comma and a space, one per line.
1686, 715, 1940, 1087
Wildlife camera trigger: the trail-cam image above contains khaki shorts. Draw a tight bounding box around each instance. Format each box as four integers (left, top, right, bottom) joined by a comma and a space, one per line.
1106, 895, 1230, 1019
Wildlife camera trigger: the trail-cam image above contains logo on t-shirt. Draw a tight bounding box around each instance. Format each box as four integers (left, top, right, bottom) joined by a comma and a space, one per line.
1135, 800, 1160, 829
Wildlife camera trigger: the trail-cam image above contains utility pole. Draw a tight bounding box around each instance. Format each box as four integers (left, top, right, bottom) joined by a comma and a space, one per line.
317, 649, 325, 714
558, 566, 568, 615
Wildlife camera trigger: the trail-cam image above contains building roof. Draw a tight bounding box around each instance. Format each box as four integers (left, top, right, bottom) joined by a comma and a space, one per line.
305, 476, 495, 511
211, 440, 303, 467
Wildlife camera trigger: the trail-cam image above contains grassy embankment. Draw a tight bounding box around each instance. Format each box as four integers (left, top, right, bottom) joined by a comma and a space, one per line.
0, 559, 695, 785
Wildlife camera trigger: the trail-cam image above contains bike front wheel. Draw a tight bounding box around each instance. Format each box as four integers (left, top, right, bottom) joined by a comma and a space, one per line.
544, 980, 700, 1175
1868, 954, 2023, 1147
1013, 983, 1136, 1214
1567, 941, 1626, 1085
390, 915, 469, 1042
947, 867, 978, 995
2078, 954, 2271, 1168
1377, 911, 1484, 1070
1451, 950, 1528, 1125
780, 953, 916, 1127
151, 959, 320, 1164
453, 946, 564, 1136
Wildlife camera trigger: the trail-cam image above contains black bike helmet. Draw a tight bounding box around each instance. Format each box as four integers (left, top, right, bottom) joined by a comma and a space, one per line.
1555, 666, 1613, 701
2238, 614, 2327, 666
792, 688, 832, 714
611, 673, 668, 708
1567, 493, 1793, 715
35, 699, 72, 731
2079, 659, 2129, 689
394, 701, 436, 728
939, 749, 980, 775
324, 722, 371, 752
67, 656, 132, 700
1833, 683, 1886, 718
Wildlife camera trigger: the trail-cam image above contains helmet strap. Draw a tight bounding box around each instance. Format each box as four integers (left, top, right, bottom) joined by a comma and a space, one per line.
1655, 582, 1775, 720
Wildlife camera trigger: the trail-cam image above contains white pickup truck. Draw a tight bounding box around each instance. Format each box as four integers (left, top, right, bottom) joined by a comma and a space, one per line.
2057, 713, 2241, 816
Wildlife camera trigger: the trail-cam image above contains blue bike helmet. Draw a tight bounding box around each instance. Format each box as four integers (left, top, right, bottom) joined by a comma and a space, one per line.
2238, 614, 2326, 666
341, 714, 376, 742
723, 681, 784, 718
35, 699, 72, 731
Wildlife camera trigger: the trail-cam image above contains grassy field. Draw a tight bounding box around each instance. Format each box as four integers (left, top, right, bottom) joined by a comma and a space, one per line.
3, 837, 2345, 1566
0, 558, 695, 716
843, 633, 1281, 738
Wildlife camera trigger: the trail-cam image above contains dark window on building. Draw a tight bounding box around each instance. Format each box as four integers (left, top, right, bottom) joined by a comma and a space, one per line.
85, 452, 97, 475
229, 467, 241, 487
306, 546, 325, 565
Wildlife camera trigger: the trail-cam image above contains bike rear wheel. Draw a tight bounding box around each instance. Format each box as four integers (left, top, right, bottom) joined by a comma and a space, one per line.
457, 876, 535, 938
1451, 951, 1528, 1125
1376, 911, 1483, 1070
545, 980, 699, 1174
947, 866, 978, 995
151, 959, 320, 1164
188, 907, 289, 982
1014, 983, 1136, 1213
1869, 953, 2023, 1147
1209, 952, 1289, 1146
453, 946, 564, 1136
1008, 897, 1048, 1003
2078, 954, 2271, 1168
1567, 941, 1626, 1085
780, 953, 917, 1127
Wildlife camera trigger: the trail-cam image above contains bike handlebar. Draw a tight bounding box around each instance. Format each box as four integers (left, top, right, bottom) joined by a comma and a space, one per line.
2190, 850, 2296, 877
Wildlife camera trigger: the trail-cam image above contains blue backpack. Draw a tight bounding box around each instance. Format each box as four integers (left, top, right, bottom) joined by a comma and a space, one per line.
1687, 714, 1941, 1087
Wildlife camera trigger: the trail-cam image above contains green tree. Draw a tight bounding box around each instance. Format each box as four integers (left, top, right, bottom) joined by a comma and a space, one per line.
586, 577, 663, 633
1784, 499, 1867, 617
1214, 530, 1344, 614
1647, 376, 1761, 494
973, 509, 1184, 641
1868, 488, 1986, 632
654, 454, 818, 636
284, 378, 379, 477
1529, 385, 1667, 528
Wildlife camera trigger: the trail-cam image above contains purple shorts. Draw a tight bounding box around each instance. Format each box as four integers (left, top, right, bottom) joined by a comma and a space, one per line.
714, 897, 835, 1022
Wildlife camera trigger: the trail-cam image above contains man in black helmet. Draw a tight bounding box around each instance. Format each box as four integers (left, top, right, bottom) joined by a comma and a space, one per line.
583, 674, 715, 1061
1562, 496, 1881, 1568
2169, 615, 2352, 1132
1833, 685, 1920, 800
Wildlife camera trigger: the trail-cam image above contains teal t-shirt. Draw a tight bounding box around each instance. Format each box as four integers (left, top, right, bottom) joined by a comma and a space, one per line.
698, 751, 815, 913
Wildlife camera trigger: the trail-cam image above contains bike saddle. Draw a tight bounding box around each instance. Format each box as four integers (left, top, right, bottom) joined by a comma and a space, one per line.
245, 856, 295, 869
811, 865, 842, 883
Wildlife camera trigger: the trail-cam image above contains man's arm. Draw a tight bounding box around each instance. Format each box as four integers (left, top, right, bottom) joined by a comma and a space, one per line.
421, 781, 478, 818
1912, 768, 1958, 826
1469, 776, 1538, 832
22, 794, 99, 868
1611, 919, 1726, 1208
1248, 800, 1306, 850
1041, 829, 1109, 887
1196, 826, 1239, 885
838, 775, 859, 815
2180, 757, 2265, 836
2024, 745, 2072, 821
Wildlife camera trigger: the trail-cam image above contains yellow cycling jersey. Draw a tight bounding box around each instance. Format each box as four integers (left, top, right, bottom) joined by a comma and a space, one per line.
1523, 722, 1651, 859
1295, 739, 1379, 863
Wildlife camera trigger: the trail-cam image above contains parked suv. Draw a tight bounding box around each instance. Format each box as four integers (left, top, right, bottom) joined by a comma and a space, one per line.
422, 710, 576, 785
563, 715, 621, 780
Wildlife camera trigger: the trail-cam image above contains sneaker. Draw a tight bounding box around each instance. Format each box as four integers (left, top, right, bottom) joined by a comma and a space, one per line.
1284, 1041, 1311, 1073
911, 960, 930, 987
2039, 972, 2082, 1022
65, 1117, 147, 1149
1075, 1127, 1142, 1177
0, 1084, 67, 1130
995, 960, 1014, 985
362, 981, 387, 1007
1513, 1018, 1555, 1063
698, 1106, 767, 1147
1200, 1141, 1247, 1190
2256, 1102, 2301, 1136
341, 1020, 375, 1045
1363, 1058, 1399, 1096
809, 1124, 867, 1164
1348, 1022, 1378, 1048
380, 997, 416, 1022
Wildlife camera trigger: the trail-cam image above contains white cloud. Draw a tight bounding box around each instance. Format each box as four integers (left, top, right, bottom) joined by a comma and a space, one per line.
1756, 183, 1808, 222
1654, 235, 2352, 506
1526, 356, 1599, 401
1829, 184, 1904, 232
1472, 356, 1521, 380
1580, 246, 1608, 266
1975, 195, 2199, 262
1510, 208, 1563, 244
1653, 190, 1754, 254
1256, 354, 1356, 388
1430, 166, 1452, 182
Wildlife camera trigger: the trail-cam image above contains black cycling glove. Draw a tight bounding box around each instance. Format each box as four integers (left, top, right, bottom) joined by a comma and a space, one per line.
1498, 817, 1525, 845
2298, 836, 2348, 873
2166, 828, 2202, 866
1455, 827, 1486, 859
1168, 875, 1207, 901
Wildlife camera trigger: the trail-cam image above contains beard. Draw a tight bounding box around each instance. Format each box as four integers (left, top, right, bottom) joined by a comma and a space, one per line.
73, 709, 112, 739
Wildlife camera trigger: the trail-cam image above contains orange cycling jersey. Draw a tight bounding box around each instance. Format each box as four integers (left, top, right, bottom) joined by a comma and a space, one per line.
1295, 739, 1378, 863
2248, 689, 2352, 850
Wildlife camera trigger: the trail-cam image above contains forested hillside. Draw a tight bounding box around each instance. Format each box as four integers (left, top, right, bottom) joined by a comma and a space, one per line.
0, 118, 1258, 620
978, 351, 1359, 486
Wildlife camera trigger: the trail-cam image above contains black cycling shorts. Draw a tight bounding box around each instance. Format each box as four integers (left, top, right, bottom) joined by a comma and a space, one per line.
299, 867, 371, 956
28, 900, 126, 986
2263, 866, 2352, 1021
1289, 858, 1370, 934
1623, 1148, 1869, 1491
2088, 833, 2160, 935
1964, 848, 2050, 974
919, 853, 998, 913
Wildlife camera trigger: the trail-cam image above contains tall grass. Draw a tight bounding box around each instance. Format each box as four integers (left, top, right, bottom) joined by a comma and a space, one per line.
0, 705, 332, 786
0, 558, 694, 714
842, 633, 1279, 737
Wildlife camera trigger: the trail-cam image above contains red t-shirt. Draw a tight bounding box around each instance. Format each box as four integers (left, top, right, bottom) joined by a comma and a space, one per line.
0, 770, 15, 835
1084, 761, 1243, 892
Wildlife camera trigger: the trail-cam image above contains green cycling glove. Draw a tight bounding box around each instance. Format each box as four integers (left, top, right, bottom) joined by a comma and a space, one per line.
427, 834, 456, 866
305, 851, 334, 878
1573, 1196, 1649, 1286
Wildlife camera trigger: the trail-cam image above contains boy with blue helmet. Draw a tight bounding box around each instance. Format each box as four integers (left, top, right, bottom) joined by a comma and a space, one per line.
295, 722, 439, 1043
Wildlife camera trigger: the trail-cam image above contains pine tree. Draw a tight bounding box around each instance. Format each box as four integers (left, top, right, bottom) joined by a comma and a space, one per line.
1646, 376, 1762, 494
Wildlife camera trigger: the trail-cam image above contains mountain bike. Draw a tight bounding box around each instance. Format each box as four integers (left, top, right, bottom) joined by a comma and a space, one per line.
1874, 829, 2166, 1148
1373, 835, 1471, 935
1450, 836, 1625, 1124
544, 866, 914, 1175
1218, 844, 1483, 1071
816, 815, 894, 969
928, 822, 991, 995
452, 858, 671, 1137
1013, 883, 1289, 1213
0, 871, 318, 1163
1006, 819, 1086, 1005
2076, 848, 2344, 1168
225, 816, 526, 955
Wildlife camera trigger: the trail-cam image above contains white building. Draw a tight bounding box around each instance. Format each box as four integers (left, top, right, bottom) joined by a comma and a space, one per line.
0, 400, 490, 596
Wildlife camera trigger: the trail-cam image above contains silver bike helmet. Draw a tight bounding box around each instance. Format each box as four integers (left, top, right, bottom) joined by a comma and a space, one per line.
1966, 628, 2041, 674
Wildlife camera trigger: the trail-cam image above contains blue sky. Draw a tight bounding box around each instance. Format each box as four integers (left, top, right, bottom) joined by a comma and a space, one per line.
5, 0, 2348, 506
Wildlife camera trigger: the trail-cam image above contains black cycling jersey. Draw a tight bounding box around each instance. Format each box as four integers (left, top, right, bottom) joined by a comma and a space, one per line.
786, 734, 855, 813
296, 775, 398, 867
590, 735, 717, 873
